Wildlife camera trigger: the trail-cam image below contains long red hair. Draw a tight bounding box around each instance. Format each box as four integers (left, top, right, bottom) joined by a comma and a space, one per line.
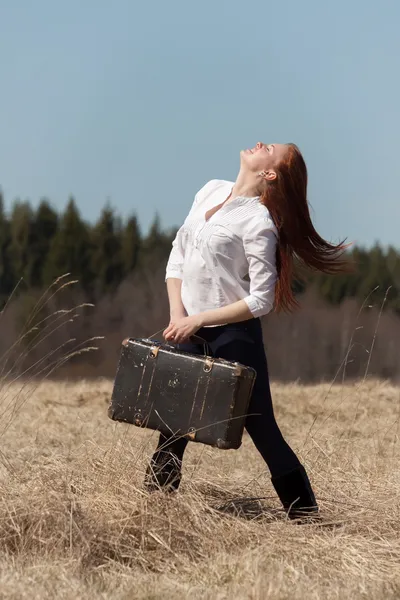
260, 143, 349, 312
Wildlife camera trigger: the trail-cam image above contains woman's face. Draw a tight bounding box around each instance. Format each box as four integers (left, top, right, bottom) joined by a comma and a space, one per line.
240, 142, 287, 174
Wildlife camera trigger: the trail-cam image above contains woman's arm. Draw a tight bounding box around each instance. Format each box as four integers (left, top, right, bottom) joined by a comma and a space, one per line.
163, 218, 277, 343
241, 223, 277, 317
166, 277, 187, 319
163, 300, 251, 343
165, 182, 216, 315
165, 226, 187, 320
198, 299, 252, 326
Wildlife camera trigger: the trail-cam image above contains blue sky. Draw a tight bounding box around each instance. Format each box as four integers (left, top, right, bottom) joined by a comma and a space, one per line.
1, 0, 399, 246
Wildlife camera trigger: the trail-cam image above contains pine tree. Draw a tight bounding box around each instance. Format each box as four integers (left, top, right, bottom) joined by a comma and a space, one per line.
357, 243, 392, 308
140, 213, 172, 271
121, 214, 141, 277
27, 199, 59, 288
43, 197, 93, 289
0, 191, 14, 297
9, 200, 34, 285
386, 246, 400, 311
91, 205, 123, 294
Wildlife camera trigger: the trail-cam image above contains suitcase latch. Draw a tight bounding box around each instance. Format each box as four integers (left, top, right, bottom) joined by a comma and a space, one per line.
186, 427, 196, 441
149, 345, 160, 359
203, 358, 214, 373
134, 413, 144, 426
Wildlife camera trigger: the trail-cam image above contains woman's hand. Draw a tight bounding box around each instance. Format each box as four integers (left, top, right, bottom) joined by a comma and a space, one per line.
163, 314, 203, 344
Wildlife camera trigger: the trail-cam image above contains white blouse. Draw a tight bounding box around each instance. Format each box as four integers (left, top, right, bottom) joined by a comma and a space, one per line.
165, 179, 278, 320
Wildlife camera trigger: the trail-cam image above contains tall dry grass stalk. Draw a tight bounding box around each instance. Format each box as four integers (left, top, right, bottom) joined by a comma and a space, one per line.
0, 379, 400, 599
0, 285, 399, 598
0, 275, 102, 435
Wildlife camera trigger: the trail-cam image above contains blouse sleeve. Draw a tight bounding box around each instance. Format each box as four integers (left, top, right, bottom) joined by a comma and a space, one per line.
242, 218, 278, 317
165, 228, 185, 280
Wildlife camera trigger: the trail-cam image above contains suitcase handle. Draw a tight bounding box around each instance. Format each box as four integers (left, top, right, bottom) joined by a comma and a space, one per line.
148, 329, 211, 356
190, 334, 212, 356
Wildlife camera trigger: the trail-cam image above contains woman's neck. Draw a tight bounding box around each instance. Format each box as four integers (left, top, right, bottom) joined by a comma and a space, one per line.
230, 170, 261, 200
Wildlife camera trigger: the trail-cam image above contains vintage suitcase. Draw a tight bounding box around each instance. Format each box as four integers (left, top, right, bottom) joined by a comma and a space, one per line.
108, 337, 257, 449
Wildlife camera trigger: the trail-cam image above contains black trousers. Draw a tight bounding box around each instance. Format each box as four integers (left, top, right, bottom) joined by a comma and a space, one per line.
157, 318, 302, 479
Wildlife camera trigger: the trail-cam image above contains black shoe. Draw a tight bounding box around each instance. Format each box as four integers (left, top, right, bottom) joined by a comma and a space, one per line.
271, 465, 319, 521
144, 450, 182, 493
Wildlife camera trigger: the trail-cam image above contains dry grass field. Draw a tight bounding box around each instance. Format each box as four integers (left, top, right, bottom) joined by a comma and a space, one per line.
0, 377, 400, 599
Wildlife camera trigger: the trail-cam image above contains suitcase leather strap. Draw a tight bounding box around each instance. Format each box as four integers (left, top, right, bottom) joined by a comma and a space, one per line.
134, 345, 159, 419
185, 359, 214, 441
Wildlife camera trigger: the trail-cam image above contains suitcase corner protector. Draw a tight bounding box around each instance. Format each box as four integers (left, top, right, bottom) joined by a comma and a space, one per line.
232, 362, 243, 377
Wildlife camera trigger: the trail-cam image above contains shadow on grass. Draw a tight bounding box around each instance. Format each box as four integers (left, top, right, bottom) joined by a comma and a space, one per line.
197, 482, 344, 528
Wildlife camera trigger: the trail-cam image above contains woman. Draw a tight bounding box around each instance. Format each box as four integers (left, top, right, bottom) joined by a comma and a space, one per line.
146, 141, 347, 519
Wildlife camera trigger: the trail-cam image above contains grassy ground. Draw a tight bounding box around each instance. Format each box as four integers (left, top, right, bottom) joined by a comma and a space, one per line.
0, 377, 399, 599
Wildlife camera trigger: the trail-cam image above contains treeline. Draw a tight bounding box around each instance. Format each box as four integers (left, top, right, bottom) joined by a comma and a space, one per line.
1, 192, 400, 382
0, 192, 400, 310
0, 193, 177, 302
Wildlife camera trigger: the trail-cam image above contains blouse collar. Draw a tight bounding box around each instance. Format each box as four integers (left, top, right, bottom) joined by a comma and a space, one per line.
228, 195, 261, 206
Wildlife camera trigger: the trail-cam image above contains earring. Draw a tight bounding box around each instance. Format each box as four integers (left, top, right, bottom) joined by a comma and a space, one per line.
258, 170, 267, 178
